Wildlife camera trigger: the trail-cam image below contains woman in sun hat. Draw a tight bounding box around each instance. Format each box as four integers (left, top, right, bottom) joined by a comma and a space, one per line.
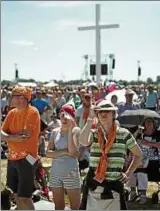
79, 99, 142, 210
46, 104, 81, 210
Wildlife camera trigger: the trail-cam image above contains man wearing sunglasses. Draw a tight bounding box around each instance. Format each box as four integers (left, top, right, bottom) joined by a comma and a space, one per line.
1, 85, 40, 210
79, 100, 142, 209
118, 89, 140, 116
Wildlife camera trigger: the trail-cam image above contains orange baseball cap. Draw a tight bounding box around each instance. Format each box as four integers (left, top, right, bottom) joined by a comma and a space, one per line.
12, 85, 32, 101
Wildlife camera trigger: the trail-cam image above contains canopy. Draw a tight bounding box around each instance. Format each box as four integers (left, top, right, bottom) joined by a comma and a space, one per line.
87, 82, 97, 87
44, 81, 58, 87
18, 82, 37, 87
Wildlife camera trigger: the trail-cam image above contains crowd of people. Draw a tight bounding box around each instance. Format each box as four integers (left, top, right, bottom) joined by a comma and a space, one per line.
1, 82, 160, 210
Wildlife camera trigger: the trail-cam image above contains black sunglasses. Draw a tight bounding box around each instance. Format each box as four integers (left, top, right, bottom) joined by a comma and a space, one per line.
11, 95, 23, 98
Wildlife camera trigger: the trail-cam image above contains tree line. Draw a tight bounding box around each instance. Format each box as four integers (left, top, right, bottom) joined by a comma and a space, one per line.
1, 76, 160, 86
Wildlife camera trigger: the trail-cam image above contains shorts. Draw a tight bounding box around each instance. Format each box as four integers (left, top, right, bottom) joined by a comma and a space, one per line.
6, 158, 37, 198
49, 172, 81, 189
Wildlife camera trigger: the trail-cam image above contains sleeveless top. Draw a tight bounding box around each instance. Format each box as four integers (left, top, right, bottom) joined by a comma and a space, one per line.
50, 128, 79, 176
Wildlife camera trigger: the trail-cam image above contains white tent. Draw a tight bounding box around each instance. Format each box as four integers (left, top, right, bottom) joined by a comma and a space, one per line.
44, 81, 58, 87
82, 82, 89, 86
88, 82, 97, 87
18, 82, 37, 87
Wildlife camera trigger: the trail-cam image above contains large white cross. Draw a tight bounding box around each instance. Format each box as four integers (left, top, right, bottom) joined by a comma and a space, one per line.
78, 4, 120, 85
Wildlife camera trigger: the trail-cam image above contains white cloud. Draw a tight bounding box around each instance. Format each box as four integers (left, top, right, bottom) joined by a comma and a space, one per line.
53, 19, 113, 31
33, 47, 38, 51
10, 40, 34, 46
37, 1, 92, 8
10, 40, 38, 51
54, 19, 92, 31
21, 1, 102, 8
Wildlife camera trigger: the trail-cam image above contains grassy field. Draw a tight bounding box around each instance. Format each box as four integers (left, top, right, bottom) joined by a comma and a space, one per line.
1, 158, 159, 209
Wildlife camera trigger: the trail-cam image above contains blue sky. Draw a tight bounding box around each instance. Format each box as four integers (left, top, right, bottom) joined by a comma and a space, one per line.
1, 1, 160, 82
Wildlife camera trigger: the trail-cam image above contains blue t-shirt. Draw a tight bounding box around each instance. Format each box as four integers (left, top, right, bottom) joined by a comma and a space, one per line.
145, 91, 158, 108
32, 98, 48, 113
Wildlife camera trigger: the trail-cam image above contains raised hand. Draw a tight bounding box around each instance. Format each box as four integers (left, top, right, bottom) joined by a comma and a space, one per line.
88, 105, 98, 119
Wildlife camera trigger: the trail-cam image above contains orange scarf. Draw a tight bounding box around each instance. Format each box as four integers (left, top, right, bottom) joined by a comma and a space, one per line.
94, 123, 116, 183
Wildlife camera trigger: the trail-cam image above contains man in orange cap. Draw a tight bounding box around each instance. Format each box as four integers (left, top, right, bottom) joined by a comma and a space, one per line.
1, 85, 40, 210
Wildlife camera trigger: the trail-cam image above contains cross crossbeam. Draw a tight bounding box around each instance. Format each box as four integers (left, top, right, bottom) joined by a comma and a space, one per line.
78, 4, 120, 85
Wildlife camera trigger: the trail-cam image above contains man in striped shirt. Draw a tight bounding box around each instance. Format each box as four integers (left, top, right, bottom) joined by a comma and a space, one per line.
79, 100, 142, 210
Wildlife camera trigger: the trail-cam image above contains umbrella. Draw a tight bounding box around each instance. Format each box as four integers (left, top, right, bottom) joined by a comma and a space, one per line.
119, 109, 160, 126
105, 89, 138, 103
